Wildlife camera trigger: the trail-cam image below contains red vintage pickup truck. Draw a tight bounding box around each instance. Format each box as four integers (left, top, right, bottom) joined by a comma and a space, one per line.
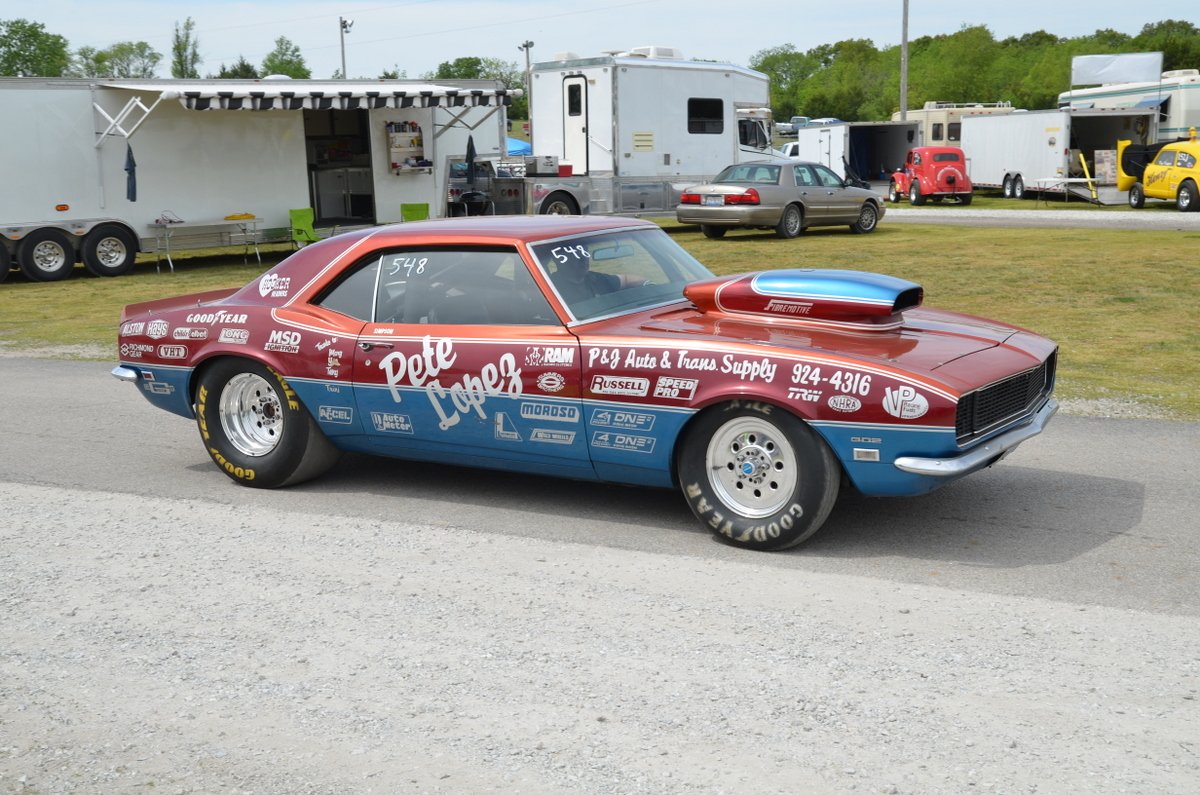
889, 146, 973, 205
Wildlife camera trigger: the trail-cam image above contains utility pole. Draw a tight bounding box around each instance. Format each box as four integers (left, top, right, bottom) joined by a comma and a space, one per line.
899, 0, 909, 121
339, 17, 354, 78
519, 40, 534, 142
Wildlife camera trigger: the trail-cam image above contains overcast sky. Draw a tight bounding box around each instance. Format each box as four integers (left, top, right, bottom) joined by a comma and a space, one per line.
2, 0, 1179, 79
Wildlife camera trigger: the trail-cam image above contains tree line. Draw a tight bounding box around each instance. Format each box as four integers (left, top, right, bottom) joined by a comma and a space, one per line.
752, 20, 1200, 120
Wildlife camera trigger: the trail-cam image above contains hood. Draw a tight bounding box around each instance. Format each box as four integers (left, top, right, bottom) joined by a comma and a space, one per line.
684, 269, 923, 332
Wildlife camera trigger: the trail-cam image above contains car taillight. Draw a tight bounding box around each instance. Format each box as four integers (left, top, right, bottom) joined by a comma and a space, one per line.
726, 188, 760, 205
680, 193, 700, 204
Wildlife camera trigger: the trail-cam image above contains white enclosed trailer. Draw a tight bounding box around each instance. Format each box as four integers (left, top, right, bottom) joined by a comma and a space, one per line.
960, 107, 1158, 201
787, 120, 919, 181
491, 47, 772, 215
0, 77, 514, 283
1057, 69, 1200, 142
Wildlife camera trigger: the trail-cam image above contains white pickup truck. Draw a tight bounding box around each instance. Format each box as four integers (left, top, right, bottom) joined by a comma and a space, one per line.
774, 116, 809, 136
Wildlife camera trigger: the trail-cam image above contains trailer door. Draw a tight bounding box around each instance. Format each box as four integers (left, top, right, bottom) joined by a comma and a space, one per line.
563, 76, 588, 172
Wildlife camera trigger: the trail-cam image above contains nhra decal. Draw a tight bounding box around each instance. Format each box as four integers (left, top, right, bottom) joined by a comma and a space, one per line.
120, 321, 145, 336
379, 336, 522, 431
120, 342, 154, 359
146, 319, 169, 340
172, 327, 208, 341
157, 344, 187, 360
219, 328, 249, 345
536, 372, 566, 393
765, 299, 813, 316
590, 375, 650, 397
318, 405, 354, 425
828, 395, 862, 413
264, 329, 302, 354
591, 431, 655, 454
258, 273, 292, 298
590, 408, 655, 432
519, 402, 580, 423
530, 429, 576, 445
883, 386, 929, 419
370, 411, 414, 434
525, 346, 574, 367
186, 311, 248, 325
653, 376, 697, 400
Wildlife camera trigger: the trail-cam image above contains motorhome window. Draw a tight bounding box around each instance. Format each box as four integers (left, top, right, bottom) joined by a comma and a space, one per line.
687, 98, 723, 134
931, 123, 944, 141
567, 84, 582, 117
948, 122, 961, 141
738, 118, 767, 148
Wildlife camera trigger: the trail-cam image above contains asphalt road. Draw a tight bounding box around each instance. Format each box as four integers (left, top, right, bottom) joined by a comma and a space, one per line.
2, 357, 1198, 793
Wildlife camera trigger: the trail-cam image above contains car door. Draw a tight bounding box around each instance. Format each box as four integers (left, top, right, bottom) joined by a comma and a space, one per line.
346, 245, 593, 479
812, 163, 859, 222
792, 164, 827, 221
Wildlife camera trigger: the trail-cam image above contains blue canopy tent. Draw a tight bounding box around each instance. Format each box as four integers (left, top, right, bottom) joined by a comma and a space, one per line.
506, 137, 532, 156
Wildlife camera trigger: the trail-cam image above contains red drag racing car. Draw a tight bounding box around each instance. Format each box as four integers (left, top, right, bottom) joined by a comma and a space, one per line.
889, 146, 974, 205
114, 216, 1056, 550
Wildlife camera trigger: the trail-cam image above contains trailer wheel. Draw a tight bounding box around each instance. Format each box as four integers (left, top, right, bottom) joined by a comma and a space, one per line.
908, 182, 926, 206
701, 225, 727, 239
82, 225, 137, 277
1002, 175, 1014, 199
539, 192, 579, 215
1128, 183, 1146, 209
18, 228, 75, 282
1176, 180, 1198, 212
1012, 175, 1026, 200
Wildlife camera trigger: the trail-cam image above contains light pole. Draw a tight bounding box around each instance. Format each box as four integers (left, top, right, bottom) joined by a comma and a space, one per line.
518, 40, 534, 142
899, 0, 909, 121
339, 17, 354, 78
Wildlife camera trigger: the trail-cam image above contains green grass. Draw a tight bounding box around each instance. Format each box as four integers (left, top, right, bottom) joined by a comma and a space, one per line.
1, 225, 1197, 420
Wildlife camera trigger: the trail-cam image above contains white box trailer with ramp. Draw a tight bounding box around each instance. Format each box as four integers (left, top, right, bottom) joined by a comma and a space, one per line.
0, 77, 515, 284
959, 107, 1158, 202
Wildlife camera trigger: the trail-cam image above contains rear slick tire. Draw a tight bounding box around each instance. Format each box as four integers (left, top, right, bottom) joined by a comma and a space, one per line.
195, 358, 341, 489
677, 401, 839, 551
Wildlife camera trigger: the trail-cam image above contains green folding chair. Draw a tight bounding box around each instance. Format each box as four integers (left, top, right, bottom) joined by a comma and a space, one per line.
401, 203, 430, 222
289, 208, 325, 249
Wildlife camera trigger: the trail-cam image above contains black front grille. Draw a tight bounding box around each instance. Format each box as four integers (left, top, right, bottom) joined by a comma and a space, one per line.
956, 351, 1056, 444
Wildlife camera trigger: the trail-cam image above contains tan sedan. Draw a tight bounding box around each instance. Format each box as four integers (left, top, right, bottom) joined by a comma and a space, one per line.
676, 159, 885, 239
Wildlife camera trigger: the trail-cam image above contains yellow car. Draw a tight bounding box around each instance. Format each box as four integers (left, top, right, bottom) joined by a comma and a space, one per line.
1118, 128, 1200, 212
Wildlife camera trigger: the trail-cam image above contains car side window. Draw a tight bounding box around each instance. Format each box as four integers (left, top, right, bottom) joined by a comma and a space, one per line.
793, 165, 816, 186
374, 247, 556, 326
1154, 149, 1177, 167
812, 164, 845, 188
316, 259, 381, 321
1178, 152, 1196, 169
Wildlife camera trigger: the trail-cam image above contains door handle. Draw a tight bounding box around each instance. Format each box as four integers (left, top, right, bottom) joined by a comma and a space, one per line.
358, 340, 395, 351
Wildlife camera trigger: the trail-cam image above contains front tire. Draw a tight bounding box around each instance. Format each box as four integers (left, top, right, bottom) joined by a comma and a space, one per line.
850, 202, 878, 234
18, 228, 75, 282
775, 204, 803, 238
1128, 183, 1145, 209
1177, 180, 1198, 212
888, 181, 901, 203
677, 402, 840, 551
909, 182, 926, 206
195, 359, 341, 489
701, 225, 727, 239
82, 225, 137, 277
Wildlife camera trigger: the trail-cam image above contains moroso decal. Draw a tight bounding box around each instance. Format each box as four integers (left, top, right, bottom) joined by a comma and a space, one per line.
519, 402, 580, 423
882, 386, 929, 419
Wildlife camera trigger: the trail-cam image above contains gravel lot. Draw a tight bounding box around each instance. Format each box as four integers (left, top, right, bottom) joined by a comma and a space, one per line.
3, 475, 1198, 794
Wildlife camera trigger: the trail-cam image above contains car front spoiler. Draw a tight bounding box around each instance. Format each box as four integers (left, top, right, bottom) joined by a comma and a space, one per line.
894, 398, 1058, 477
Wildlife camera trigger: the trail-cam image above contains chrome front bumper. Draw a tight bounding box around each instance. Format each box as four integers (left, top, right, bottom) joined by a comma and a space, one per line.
894, 398, 1058, 477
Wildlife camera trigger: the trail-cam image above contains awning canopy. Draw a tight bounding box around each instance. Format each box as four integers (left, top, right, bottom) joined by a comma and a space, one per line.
100, 80, 519, 111
1135, 97, 1166, 109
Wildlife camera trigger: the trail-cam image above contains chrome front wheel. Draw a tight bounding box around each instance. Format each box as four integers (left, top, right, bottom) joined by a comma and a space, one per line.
705, 416, 798, 518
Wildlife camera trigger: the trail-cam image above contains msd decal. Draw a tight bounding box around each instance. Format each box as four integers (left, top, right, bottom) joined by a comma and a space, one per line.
264, 329, 301, 354
519, 402, 580, 423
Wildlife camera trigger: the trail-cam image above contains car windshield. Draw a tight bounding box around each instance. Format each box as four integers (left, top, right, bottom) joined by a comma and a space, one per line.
714, 163, 781, 184
528, 227, 714, 322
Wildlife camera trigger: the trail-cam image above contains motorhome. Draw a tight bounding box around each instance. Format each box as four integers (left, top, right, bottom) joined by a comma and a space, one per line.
890, 101, 1016, 147
1057, 69, 1200, 141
